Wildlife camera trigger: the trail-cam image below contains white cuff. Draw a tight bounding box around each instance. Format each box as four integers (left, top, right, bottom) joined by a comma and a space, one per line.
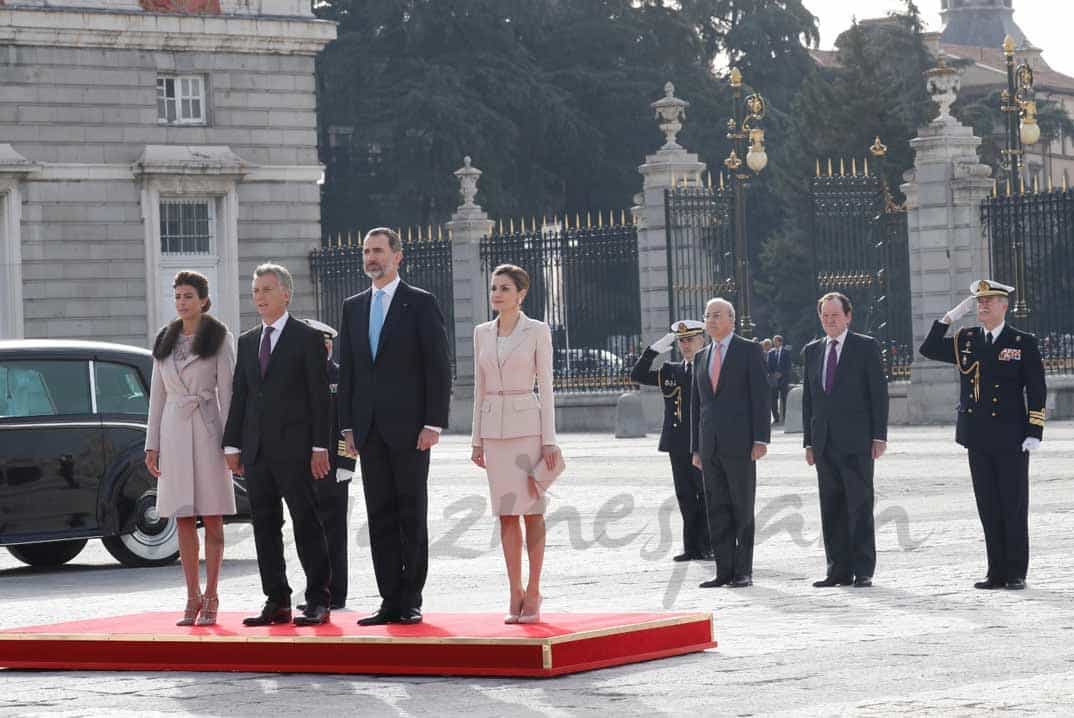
424, 425, 443, 433
224, 446, 240, 455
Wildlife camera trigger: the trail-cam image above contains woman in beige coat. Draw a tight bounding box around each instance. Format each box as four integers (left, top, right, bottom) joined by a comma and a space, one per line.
470, 264, 560, 624
145, 271, 236, 626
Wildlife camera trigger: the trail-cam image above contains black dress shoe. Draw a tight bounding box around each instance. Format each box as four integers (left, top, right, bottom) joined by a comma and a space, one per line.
242, 601, 292, 627
729, 575, 753, 588
813, 576, 853, 588
853, 576, 873, 588
293, 604, 331, 626
1005, 578, 1026, 590
357, 609, 398, 626
673, 552, 693, 562
974, 578, 1005, 590
397, 607, 423, 625
699, 576, 732, 588
299, 601, 347, 611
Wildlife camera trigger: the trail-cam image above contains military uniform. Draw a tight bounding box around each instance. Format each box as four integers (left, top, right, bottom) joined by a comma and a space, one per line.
919, 281, 1046, 586
630, 321, 711, 560
304, 319, 356, 609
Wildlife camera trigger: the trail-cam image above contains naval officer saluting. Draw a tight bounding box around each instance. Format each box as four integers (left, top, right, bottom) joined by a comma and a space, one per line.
630, 320, 712, 562
919, 279, 1047, 590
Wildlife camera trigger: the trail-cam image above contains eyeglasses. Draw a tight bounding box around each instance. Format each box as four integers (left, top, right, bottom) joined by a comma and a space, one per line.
703, 314, 725, 319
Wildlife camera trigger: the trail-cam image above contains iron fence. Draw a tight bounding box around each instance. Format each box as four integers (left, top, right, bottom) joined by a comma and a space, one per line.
983, 187, 1074, 374
664, 183, 736, 323
310, 229, 456, 372
810, 163, 913, 380
479, 217, 642, 393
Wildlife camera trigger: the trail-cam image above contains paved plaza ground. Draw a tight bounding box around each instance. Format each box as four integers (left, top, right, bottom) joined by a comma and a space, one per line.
1, 422, 1073, 716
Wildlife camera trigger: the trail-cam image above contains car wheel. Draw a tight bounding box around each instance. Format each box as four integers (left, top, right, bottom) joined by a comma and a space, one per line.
102, 492, 179, 568
7, 539, 88, 567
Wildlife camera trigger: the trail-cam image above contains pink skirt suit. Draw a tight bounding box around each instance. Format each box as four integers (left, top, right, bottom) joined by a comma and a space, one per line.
471, 313, 557, 516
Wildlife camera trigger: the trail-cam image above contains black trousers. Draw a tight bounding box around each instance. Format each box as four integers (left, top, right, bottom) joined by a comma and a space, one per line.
313, 474, 350, 604
245, 458, 331, 608
770, 386, 789, 422
700, 452, 756, 579
968, 448, 1030, 581
669, 451, 710, 557
815, 446, 876, 580
358, 423, 430, 612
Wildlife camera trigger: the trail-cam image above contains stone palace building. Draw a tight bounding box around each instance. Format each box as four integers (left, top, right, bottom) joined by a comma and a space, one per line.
0, 0, 335, 344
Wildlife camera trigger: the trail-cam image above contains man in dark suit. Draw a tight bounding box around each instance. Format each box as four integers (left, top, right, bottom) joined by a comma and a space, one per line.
690, 298, 771, 588
224, 263, 333, 627
301, 318, 355, 611
801, 292, 889, 589
767, 334, 793, 423
920, 279, 1046, 590
630, 319, 711, 563
338, 228, 452, 625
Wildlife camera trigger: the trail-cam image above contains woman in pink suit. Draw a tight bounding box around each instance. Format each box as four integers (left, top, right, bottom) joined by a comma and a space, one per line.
145, 271, 237, 626
471, 264, 560, 624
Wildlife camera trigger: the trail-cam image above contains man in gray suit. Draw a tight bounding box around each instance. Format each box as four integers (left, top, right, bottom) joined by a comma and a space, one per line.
691, 298, 771, 588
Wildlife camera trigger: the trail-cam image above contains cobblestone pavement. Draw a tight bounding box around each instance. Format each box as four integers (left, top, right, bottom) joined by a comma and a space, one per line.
2, 423, 1073, 716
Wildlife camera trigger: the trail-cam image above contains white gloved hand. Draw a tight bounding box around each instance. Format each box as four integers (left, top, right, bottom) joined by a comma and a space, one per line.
943, 296, 976, 324
1021, 437, 1040, 453
650, 332, 678, 354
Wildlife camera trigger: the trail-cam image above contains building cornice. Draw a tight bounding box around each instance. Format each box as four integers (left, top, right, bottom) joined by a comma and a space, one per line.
0, 8, 336, 55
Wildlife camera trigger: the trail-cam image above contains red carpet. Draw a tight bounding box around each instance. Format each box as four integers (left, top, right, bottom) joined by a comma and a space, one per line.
0, 611, 715, 677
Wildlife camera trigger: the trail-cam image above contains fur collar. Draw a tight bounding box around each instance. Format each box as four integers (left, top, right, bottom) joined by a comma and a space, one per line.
152, 314, 227, 360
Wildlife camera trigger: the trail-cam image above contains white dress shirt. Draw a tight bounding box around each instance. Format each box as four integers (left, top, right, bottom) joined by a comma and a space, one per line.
984, 321, 1005, 343
225, 311, 326, 455
370, 274, 402, 324
821, 328, 849, 388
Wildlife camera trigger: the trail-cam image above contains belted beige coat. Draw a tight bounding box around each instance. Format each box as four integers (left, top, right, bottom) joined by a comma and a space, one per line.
471, 313, 557, 446
146, 321, 237, 518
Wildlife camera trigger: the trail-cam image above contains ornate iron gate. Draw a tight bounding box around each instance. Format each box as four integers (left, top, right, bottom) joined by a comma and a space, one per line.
982, 186, 1074, 374
664, 182, 736, 323
479, 216, 641, 393
809, 160, 913, 379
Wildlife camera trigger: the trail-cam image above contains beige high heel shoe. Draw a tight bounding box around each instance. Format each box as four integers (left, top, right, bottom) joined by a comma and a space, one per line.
195, 595, 219, 626
176, 595, 202, 627
504, 592, 525, 624
517, 595, 543, 624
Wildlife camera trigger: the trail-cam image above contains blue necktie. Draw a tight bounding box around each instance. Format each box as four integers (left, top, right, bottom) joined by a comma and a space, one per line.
369, 289, 385, 357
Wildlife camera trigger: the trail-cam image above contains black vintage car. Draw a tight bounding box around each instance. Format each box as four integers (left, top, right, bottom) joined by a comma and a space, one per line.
0, 340, 251, 568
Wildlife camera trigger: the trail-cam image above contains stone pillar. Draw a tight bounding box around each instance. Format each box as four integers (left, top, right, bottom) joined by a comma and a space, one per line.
446, 157, 494, 434
631, 83, 706, 430
636, 82, 707, 343
903, 61, 994, 423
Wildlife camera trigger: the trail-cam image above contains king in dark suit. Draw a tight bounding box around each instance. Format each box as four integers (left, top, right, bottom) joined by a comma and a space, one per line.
338, 228, 452, 625
801, 292, 889, 588
630, 319, 711, 562
919, 279, 1046, 590
223, 264, 333, 627
690, 298, 771, 588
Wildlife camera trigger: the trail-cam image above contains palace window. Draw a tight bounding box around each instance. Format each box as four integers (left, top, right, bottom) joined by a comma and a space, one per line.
160, 199, 213, 255
156, 75, 207, 125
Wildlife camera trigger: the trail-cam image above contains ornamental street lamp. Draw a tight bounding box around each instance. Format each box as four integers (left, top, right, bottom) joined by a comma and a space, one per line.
1000, 34, 1038, 318
724, 67, 768, 338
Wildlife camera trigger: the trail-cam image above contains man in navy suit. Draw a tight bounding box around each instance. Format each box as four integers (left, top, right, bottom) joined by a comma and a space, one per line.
801, 292, 888, 588
338, 228, 452, 626
690, 298, 771, 588
767, 334, 792, 423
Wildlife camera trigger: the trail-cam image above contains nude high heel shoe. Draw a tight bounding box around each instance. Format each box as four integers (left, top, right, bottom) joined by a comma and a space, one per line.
176, 595, 202, 627
195, 595, 219, 626
504, 591, 524, 624
517, 595, 543, 624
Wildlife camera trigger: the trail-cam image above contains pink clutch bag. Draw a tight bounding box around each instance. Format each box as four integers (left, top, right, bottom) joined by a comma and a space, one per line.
532, 451, 566, 495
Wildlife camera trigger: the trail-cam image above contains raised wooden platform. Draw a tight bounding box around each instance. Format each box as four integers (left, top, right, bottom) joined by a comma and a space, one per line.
0, 611, 715, 677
